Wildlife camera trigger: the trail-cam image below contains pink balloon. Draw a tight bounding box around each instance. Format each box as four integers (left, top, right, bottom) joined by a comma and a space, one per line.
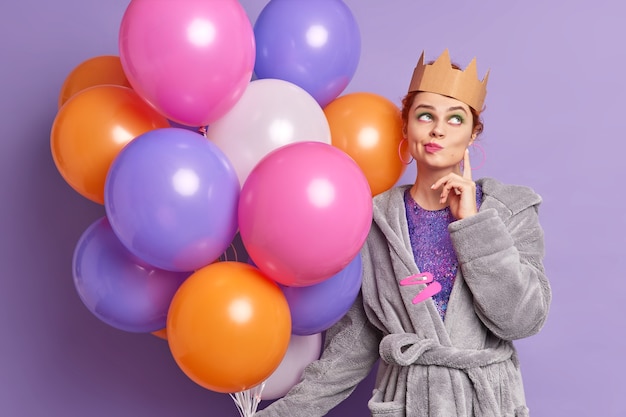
239, 141, 372, 287
261, 333, 322, 401
119, 0, 255, 127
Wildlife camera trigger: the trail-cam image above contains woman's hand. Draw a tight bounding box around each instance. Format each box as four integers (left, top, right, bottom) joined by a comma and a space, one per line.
431, 149, 477, 220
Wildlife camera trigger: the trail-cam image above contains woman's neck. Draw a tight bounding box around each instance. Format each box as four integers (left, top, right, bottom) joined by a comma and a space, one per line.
409, 168, 460, 211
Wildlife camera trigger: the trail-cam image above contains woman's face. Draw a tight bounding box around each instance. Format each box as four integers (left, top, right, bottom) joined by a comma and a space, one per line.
405, 91, 475, 172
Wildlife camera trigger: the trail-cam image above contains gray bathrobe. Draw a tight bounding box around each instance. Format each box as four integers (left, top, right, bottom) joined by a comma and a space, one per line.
257, 177, 551, 417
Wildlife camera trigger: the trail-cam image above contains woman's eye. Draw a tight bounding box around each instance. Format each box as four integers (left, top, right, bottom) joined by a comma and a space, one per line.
449, 115, 464, 125
417, 113, 432, 122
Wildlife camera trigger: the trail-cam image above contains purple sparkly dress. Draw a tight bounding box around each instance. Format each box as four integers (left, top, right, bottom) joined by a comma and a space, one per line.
404, 185, 482, 320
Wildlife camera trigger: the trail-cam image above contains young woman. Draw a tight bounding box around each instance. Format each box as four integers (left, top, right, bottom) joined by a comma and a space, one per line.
257, 49, 551, 417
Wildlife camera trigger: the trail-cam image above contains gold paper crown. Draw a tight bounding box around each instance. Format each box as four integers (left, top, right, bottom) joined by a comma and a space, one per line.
408, 49, 489, 111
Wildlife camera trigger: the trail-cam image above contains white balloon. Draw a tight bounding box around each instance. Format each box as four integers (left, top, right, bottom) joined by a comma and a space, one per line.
261, 333, 322, 400
206, 79, 331, 187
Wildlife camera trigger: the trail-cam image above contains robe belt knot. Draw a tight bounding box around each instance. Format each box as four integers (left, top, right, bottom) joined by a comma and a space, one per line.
379, 333, 514, 369
379, 333, 516, 417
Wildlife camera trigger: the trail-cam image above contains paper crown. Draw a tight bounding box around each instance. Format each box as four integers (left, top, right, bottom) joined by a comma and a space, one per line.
408, 49, 489, 111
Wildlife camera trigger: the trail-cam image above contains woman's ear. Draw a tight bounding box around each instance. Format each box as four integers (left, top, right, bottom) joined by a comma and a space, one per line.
470, 126, 481, 143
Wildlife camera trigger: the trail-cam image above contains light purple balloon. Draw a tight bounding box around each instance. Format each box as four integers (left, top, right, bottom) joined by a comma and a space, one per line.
261, 333, 322, 400
254, 0, 361, 108
281, 253, 363, 335
105, 127, 240, 272
73, 217, 191, 333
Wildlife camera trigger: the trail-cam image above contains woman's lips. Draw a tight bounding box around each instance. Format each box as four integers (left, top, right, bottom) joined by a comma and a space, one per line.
424, 143, 443, 153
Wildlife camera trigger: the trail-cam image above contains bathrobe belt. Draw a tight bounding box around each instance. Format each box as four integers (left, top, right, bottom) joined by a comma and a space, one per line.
379, 333, 515, 417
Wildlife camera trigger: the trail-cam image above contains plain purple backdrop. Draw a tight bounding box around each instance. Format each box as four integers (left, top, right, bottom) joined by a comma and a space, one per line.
2, 1, 624, 416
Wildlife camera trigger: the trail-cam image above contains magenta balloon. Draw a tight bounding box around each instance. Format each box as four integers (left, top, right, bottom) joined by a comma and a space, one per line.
119, 0, 255, 126
254, 0, 361, 108
238, 141, 372, 287
282, 253, 362, 335
105, 128, 240, 272
73, 217, 190, 333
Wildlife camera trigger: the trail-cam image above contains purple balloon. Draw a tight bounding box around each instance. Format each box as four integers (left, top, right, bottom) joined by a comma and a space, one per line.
73, 217, 190, 333
253, 0, 361, 108
105, 127, 240, 272
281, 253, 362, 335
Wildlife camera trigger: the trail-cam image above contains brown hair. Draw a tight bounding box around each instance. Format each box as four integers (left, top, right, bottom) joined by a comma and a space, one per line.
401, 61, 485, 137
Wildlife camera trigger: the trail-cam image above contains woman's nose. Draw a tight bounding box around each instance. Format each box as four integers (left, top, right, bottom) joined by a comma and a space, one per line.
430, 121, 445, 138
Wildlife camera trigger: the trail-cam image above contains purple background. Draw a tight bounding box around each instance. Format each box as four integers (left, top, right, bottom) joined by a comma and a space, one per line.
2, 1, 623, 416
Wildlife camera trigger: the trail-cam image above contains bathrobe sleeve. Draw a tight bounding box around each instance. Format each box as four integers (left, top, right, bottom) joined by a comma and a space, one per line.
255, 291, 382, 417
448, 182, 551, 341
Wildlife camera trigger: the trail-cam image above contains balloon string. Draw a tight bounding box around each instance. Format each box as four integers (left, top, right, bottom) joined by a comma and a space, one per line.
229, 382, 266, 417
219, 242, 239, 262
230, 243, 239, 262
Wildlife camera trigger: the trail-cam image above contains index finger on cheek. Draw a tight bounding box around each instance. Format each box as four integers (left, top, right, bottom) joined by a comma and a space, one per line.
463, 149, 472, 180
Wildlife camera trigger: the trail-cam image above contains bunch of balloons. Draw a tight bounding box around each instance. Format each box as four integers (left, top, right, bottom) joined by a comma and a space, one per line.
50, 0, 409, 413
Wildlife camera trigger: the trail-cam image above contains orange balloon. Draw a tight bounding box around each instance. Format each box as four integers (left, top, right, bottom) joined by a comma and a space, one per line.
324, 92, 407, 196
50, 85, 170, 204
58, 55, 132, 108
167, 262, 291, 394
152, 328, 168, 340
